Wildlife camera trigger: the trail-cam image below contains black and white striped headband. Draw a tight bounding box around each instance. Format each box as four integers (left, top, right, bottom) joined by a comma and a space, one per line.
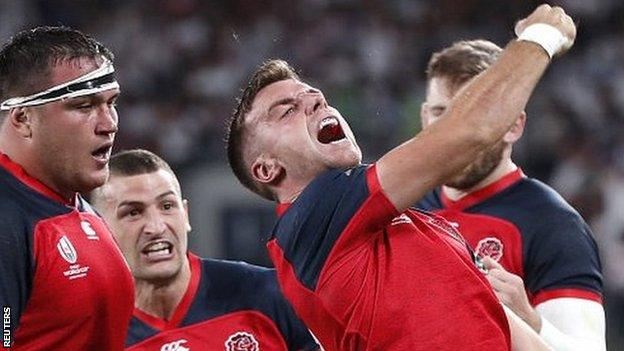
0, 61, 119, 111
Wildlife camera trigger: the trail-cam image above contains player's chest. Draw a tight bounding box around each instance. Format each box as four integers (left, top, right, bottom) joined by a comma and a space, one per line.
29, 211, 132, 308
129, 311, 287, 351
434, 209, 524, 276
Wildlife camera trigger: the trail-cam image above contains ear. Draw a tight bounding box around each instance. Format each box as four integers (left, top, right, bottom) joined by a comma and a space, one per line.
420, 102, 431, 129
251, 155, 283, 186
182, 199, 192, 232
8, 107, 33, 138
503, 111, 526, 144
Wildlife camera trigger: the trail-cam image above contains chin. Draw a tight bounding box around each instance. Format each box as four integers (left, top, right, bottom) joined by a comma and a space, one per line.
331, 148, 362, 169
79, 172, 109, 193
141, 267, 180, 283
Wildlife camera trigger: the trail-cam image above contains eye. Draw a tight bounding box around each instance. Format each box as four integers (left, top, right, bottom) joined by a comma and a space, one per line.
128, 209, 141, 217
162, 201, 178, 211
282, 106, 295, 118
75, 103, 94, 111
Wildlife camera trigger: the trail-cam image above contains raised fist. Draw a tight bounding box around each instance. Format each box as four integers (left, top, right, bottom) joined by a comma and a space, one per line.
515, 4, 576, 57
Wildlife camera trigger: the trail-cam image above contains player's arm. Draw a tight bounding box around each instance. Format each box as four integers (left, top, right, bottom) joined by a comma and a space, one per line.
376, 4, 576, 212
505, 305, 553, 351
484, 258, 606, 351
536, 298, 605, 351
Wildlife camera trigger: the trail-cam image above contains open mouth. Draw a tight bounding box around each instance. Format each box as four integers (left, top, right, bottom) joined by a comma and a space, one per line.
142, 240, 173, 259
317, 116, 346, 144
91, 143, 112, 162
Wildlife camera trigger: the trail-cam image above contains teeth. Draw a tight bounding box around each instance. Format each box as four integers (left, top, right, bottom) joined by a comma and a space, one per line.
144, 242, 171, 253
146, 248, 169, 258
320, 117, 338, 129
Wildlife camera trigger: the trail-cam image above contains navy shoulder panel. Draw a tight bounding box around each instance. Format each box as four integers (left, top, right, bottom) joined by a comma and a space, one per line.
471, 178, 602, 296
125, 316, 160, 347
414, 188, 443, 211
185, 259, 317, 350
0, 166, 71, 334
273, 165, 370, 291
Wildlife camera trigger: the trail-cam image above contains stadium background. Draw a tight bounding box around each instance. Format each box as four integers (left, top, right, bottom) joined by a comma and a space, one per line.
1, 0, 622, 347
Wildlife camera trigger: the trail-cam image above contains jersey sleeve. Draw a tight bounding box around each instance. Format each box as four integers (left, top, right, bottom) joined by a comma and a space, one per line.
0, 213, 32, 337
260, 271, 319, 350
524, 211, 603, 305
272, 165, 398, 291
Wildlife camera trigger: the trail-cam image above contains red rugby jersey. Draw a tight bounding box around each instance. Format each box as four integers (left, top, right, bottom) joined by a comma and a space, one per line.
125, 253, 317, 351
0, 152, 134, 350
416, 168, 603, 306
267, 165, 510, 351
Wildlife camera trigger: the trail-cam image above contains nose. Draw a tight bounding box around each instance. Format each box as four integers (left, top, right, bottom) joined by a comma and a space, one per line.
95, 104, 118, 135
143, 208, 167, 236
303, 91, 327, 116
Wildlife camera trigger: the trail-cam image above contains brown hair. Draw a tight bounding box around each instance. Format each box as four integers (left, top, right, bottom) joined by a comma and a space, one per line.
225, 59, 300, 200
107, 149, 175, 178
88, 149, 179, 204
426, 39, 502, 90
0, 26, 114, 102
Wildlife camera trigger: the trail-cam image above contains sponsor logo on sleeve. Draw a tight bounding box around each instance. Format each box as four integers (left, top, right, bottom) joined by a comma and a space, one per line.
81, 221, 99, 240
161, 339, 190, 351
225, 332, 259, 351
475, 237, 504, 262
57, 236, 90, 280
57, 235, 78, 264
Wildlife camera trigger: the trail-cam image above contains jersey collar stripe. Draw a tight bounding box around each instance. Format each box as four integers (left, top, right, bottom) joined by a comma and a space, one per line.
132, 252, 202, 330
168, 252, 202, 327
0, 151, 72, 205
441, 168, 524, 210
276, 202, 291, 217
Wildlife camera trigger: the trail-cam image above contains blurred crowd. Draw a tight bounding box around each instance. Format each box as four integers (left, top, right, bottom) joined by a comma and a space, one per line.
1, 0, 623, 346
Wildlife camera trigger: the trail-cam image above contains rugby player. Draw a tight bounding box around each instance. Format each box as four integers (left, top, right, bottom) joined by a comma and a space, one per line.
0, 27, 133, 349
90, 149, 318, 351
226, 4, 574, 350
417, 39, 605, 350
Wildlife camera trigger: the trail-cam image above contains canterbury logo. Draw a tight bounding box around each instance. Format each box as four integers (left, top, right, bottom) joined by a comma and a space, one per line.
57, 235, 78, 264
161, 339, 189, 351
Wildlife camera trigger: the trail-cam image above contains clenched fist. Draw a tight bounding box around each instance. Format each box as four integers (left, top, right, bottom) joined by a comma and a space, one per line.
515, 4, 576, 58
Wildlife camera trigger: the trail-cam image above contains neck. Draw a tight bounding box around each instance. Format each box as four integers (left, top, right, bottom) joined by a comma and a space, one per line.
274, 176, 310, 204
442, 158, 517, 202
0, 130, 74, 201
134, 257, 191, 321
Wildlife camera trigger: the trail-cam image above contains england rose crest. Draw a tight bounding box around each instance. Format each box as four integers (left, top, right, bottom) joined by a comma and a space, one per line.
225, 331, 259, 351
475, 237, 504, 261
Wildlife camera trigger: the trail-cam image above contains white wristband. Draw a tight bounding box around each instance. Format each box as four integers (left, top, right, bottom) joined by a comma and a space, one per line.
517, 23, 570, 58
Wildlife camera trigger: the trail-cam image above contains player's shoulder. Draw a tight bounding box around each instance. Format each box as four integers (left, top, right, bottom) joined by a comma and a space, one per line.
492, 177, 592, 242
200, 258, 278, 294
508, 177, 583, 220
0, 167, 70, 221
276, 165, 369, 229
297, 165, 368, 203
0, 175, 35, 230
